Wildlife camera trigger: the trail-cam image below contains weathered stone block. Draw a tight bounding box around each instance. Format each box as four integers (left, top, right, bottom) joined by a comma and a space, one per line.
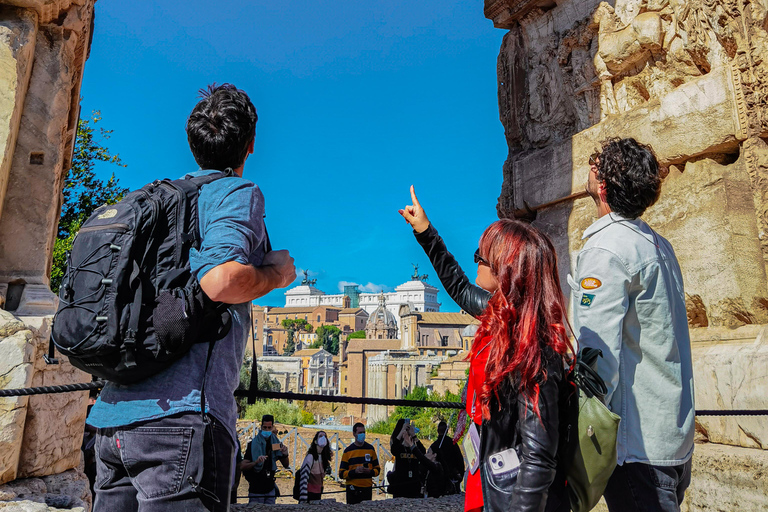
645, 157, 768, 327
0, 0, 94, 287
0, 324, 34, 485
506, 65, 747, 216
690, 326, 768, 450
0, 467, 90, 512
17, 318, 89, 478
0, 7, 37, 225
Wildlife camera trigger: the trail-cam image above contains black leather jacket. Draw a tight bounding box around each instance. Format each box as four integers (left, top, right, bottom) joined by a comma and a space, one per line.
414, 224, 491, 319
414, 223, 568, 512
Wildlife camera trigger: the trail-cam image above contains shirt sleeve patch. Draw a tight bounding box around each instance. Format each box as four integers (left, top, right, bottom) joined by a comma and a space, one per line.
580, 277, 602, 290
580, 293, 595, 307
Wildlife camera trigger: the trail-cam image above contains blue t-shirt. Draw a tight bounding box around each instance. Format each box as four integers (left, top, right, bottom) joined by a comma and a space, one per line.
87, 170, 268, 443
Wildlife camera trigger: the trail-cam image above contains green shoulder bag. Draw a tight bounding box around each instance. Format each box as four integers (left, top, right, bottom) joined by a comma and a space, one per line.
565, 347, 621, 512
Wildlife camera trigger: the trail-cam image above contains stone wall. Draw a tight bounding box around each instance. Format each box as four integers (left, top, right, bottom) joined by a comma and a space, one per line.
0, 0, 96, 509
0, 308, 90, 486
486, 0, 768, 461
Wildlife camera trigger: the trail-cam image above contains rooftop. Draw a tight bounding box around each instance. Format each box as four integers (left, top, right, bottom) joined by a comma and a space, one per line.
415, 312, 479, 326
293, 348, 325, 356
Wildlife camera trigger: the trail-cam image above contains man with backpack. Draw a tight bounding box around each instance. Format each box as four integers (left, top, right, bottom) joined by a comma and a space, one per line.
84, 84, 296, 512
242, 414, 290, 504
572, 138, 695, 511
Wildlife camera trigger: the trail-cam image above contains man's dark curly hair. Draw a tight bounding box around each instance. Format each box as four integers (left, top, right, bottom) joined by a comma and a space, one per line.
596, 137, 661, 219
186, 83, 257, 171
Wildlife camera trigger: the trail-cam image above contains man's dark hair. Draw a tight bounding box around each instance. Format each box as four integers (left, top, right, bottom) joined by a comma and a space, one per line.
437, 421, 447, 436
353, 422, 365, 434
597, 137, 661, 219
261, 414, 274, 425
186, 83, 257, 171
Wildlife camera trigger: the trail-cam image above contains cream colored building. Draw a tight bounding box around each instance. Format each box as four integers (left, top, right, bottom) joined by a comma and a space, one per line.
294, 348, 336, 395
284, 272, 440, 328
343, 295, 478, 422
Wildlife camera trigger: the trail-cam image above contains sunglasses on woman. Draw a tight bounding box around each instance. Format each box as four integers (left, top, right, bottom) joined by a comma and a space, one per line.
474, 248, 489, 266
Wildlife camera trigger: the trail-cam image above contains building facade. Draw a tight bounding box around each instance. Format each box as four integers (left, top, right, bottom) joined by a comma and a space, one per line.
342, 297, 479, 422
284, 271, 440, 328
294, 348, 336, 395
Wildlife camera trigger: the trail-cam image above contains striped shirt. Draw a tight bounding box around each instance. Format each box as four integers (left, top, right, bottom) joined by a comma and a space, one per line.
339, 442, 380, 488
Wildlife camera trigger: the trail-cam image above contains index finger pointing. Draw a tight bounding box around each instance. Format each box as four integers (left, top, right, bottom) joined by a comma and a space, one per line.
410, 185, 421, 209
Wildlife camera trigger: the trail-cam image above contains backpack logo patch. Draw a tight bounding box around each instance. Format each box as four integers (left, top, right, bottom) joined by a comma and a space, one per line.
97, 208, 118, 220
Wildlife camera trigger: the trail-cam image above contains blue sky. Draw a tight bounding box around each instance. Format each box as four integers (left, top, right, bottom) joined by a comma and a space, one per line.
80, 0, 507, 311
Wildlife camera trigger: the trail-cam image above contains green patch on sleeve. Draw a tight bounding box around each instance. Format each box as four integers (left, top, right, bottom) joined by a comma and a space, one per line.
580, 293, 595, 307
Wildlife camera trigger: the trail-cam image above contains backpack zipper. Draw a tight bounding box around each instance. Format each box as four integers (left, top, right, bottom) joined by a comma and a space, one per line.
78, 223, 129, 234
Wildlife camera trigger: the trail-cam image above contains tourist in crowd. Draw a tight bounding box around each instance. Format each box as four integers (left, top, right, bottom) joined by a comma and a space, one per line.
242, 415, 290, 504
297, 431, 333, 503
429, 420, 464, 495
388, 419, 426, 499
339, 423, 380, 504
413, 446, 447, 498
400, 194, 573, 512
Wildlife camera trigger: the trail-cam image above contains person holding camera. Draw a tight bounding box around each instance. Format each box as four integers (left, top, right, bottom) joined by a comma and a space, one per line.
388, 419, 426, 499
242, 415, 290, 504
339, 423, 380, 505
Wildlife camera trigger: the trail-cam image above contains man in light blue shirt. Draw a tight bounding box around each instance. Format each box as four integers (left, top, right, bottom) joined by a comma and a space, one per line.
87, 84, 296, 512
570, 138, 695, 512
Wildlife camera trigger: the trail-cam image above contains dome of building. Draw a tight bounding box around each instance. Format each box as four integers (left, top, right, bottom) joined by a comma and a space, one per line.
365, 292, 399, 340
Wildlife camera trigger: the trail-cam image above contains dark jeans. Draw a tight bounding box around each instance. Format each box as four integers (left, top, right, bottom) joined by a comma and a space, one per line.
346, 485, 373, 505
93, 412, 235, 512
603, 460, 692, 512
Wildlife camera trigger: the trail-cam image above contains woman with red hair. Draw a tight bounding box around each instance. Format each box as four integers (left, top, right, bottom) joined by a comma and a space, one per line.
400, 186, 572, 512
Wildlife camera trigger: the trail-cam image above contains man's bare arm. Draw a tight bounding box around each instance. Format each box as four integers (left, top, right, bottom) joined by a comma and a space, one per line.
200, 250, 296, 304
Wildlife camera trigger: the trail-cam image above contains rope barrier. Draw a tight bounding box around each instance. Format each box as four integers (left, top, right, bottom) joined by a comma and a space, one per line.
0, 380, 104, 397
1, 382, 767, 416
233, 389, 465, 409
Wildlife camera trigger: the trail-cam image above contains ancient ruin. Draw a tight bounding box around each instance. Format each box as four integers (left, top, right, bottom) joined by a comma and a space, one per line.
0, 0, 96, 510
485, 0, 768, 508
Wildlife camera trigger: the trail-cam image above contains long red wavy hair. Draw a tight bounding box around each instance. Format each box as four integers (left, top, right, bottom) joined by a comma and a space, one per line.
470, 219, 573, 420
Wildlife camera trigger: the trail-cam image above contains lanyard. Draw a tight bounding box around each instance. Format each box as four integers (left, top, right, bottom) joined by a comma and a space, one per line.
470, 341, 491, 418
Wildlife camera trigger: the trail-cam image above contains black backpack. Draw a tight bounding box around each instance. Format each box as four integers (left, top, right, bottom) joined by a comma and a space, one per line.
51, 171, 235, 384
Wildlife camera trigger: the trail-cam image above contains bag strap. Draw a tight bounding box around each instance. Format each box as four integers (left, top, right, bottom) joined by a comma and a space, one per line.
574, 348, 607, 399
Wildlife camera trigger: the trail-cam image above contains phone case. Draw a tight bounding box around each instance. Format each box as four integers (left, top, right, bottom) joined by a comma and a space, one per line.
487, 448, 521, 478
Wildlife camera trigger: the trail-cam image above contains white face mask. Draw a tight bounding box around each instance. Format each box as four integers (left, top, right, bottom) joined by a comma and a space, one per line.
317, 436, 327, 448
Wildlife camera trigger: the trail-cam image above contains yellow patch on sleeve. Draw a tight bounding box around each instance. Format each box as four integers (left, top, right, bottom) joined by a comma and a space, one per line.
580, 277, 602, 290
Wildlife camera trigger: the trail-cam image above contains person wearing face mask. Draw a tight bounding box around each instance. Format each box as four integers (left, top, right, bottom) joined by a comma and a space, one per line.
296, 431, 333, 503
339, 423, 380, 505
242, 415, 290, 504
389, 420, 426, 499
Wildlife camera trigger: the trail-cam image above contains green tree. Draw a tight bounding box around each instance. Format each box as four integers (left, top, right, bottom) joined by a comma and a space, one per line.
347, 330, 366, 340
315, 325, 341, 355
237, 355, 281, 411
51, 111, 128, 293
281, 318, 313, 354
367, 386, 462, 440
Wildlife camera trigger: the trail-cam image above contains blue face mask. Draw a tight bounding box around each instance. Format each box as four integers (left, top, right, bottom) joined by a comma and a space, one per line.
414, 427, 420, 434
356, 432, 365, 443
260, 429, 272, 439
